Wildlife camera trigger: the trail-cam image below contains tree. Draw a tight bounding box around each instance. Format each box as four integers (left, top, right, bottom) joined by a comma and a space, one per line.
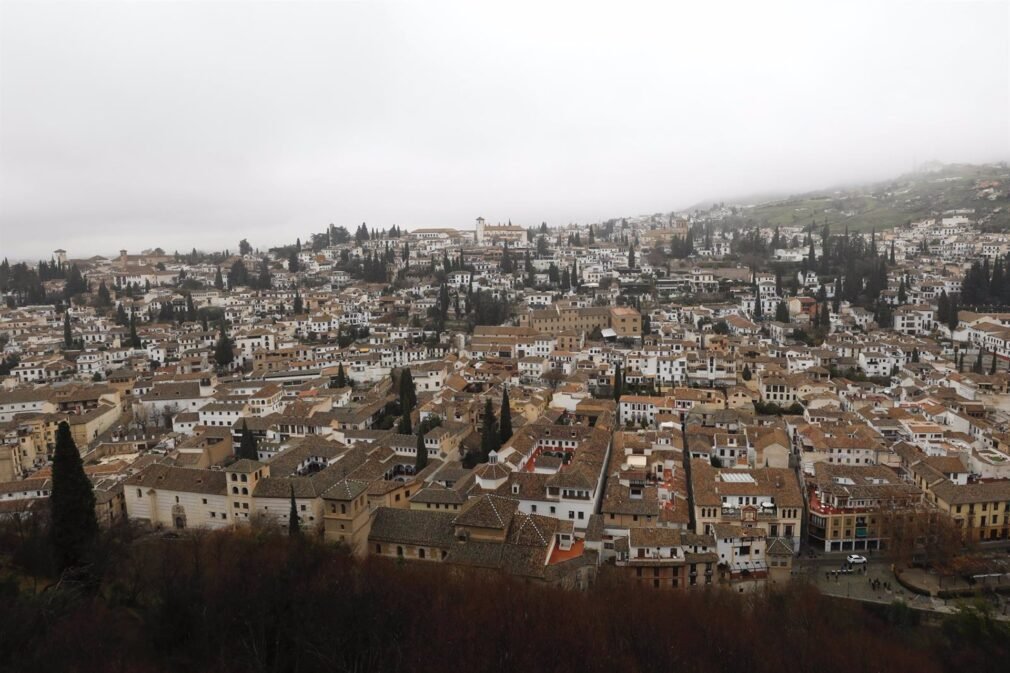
499, 385, 513, 444
288, 485, 300, 536
129, 313, 142, 348
628, 244, 636, 269
753, 292, 763, 320
293, 291, 303, 315
50, 421, 98, 571
96, 280, 112, 308
215, 321, 235, 369
239, 239, 252, 256
398, 410, 412, 435
991, 352, 998, 375
613, 362, 623, 401
399, 368, 417, 412
335, 362, 347, 388
480, 398, 499, 462
775, 301, 790, 323
214, 266, 224, 290
256, 258, 272, 290
288, 250, 300, 273
228, 260, 249, 288
63, 311, 73, 348
897, 277, 907, 305
238, 420, 258, 460
415, 430, 428, 472
158, 299, 175, 323
742, 364, 752, 381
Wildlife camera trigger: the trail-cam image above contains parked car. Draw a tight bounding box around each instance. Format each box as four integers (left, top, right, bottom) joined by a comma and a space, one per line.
847, 554, 867, 565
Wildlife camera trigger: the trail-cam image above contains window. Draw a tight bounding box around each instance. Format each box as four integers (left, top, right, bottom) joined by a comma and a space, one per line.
136, 488, 142, 498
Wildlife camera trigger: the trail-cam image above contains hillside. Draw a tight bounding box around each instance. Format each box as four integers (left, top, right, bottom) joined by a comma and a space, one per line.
696, 162, 1010, 232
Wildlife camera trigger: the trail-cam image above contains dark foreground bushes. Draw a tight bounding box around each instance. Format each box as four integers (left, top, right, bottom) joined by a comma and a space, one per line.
1, 526, 1007, 673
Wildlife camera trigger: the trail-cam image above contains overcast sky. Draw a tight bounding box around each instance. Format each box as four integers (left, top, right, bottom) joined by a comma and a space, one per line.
1, 0, 1008, 260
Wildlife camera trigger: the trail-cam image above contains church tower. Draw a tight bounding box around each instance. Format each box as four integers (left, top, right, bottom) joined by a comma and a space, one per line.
475, 216, 486, 246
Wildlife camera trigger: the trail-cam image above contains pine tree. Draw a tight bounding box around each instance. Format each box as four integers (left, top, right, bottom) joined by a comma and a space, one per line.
50, 421, 98, 571
479, 397, 499, 462
499, 385, 513, 444
288, 484, 300, 536
415, 430, 428, 473
238, 420, 258, 460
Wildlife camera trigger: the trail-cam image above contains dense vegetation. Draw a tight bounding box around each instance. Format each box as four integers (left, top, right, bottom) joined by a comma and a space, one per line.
1, 526, 1007, 673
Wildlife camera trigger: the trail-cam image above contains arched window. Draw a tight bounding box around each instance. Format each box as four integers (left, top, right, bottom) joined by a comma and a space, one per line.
396, 546, 404, 557
418, 548, 426, 559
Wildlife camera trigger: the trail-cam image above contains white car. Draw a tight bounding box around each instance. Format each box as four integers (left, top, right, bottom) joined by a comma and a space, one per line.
847, 554, 867, 565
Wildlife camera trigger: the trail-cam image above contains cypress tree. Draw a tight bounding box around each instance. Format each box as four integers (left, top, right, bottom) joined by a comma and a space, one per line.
973, 348, 984, 374
96, 280, 111, 308
335, 363, 347, 388
398, 410, 412, 435
613, 362, 623, 401
50, 421, 98, 571
991, 353, 998, 375
293, 291, 303, 315
775, 301, 790, 323
214, 266, 224, 290
129, 313, 141, 348
415, 430, 428, 473
499, 385, 513, 444
480, 397, 499, 462
288, 484, 300, 536
238, 420, 258, 460
63, 311, 72, 348
742, 364, 752, 381
215, 321, 235, 368
399, 368, 417, 412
